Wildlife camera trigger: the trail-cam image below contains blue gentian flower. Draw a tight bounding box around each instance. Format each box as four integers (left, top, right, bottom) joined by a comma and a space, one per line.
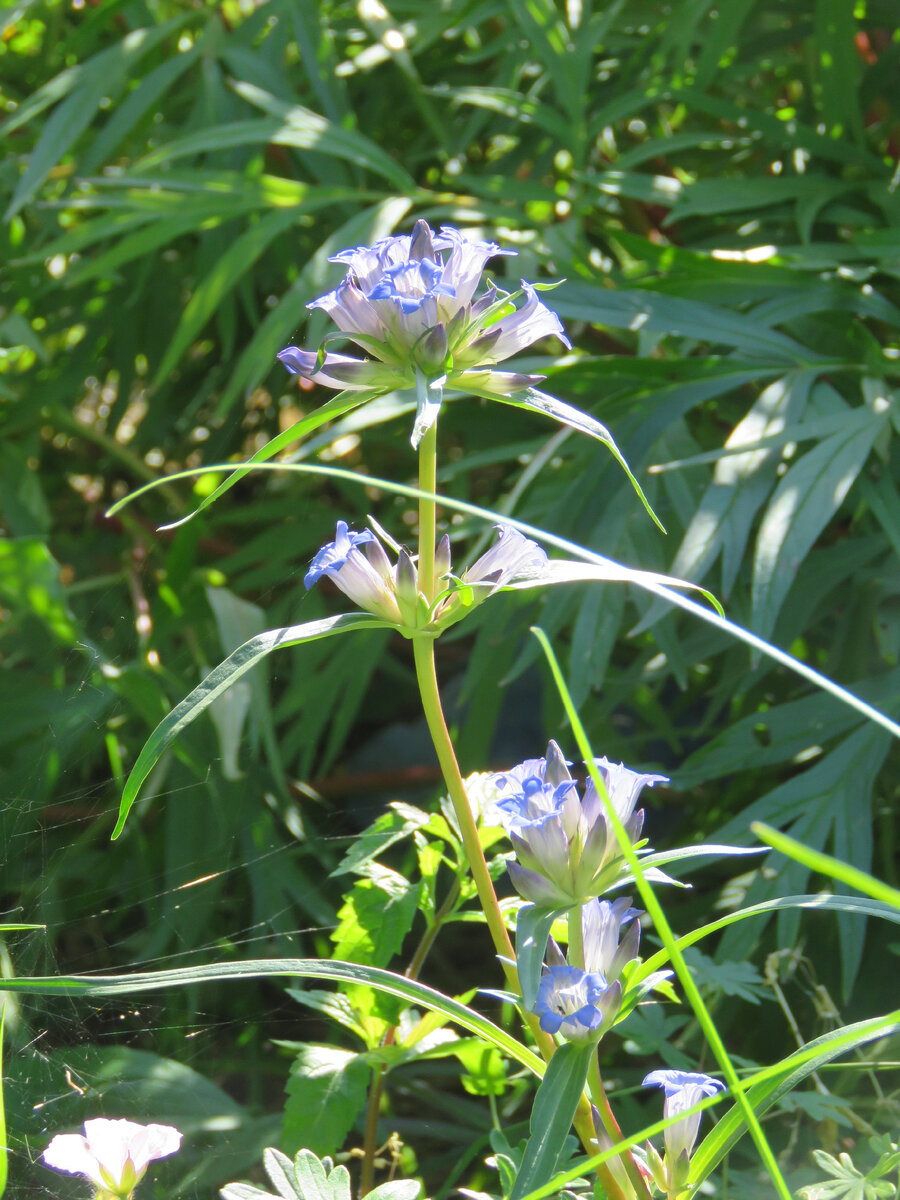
534, 965, 621, 1043
490, 744, 667, 907
304, 521, 402, 624
277, 219, 570, 447
643, 1070, 726, 1193
304, 521, 549, 632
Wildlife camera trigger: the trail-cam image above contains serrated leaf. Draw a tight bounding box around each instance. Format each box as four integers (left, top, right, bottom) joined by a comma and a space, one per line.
331, 868, 422, 967
282, 1045, 370, 1158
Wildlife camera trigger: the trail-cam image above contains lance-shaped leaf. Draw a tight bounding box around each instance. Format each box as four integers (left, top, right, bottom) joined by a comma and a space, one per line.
0, 959, 544, 1078
455, 380, 664, 533
516, 905, 564, 1011
112, 614, 391, 838
509, 1041, 594, 1200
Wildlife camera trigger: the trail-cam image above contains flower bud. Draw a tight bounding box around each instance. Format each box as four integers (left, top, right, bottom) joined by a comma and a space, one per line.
414, 322, 449, 376
434, 533, 452, 582
395, 547, 420, 626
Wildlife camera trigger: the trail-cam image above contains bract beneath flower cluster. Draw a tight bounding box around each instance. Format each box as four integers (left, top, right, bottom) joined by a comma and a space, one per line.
277, 219, 570, 446
303, 520, 548, 635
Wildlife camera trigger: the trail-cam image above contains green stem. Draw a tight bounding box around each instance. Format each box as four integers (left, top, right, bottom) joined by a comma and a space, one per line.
417, 421, 438, 603
359, 884, 460, 1197
412, 423, 606, 1186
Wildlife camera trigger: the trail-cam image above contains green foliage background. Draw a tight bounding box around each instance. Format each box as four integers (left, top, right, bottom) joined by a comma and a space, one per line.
0, 0, 898, 1195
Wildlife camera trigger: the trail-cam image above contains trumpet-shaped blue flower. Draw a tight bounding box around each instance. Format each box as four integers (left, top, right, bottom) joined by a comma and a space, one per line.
304, 521, 402, 624
534, 965, 621, 1043
277, 220, 570, 447
643, 1070, 726, 1194
490, 744, 667, 907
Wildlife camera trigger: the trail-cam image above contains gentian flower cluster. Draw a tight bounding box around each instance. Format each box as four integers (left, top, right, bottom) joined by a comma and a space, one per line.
43, 1118, 182, 1199
490, 741, 667, 907
277, 219, 571, 446
642, 1070, 726, 1195
304, 521, 548, 632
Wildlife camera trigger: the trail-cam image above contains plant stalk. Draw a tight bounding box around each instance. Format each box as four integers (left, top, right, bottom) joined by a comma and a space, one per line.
412, 422, 609, 1187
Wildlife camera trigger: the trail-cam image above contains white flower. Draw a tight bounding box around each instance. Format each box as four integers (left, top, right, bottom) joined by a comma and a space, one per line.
42, 1118, 182, 1198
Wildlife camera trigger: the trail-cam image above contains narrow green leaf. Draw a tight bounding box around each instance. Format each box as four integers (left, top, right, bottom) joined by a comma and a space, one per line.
0, 960, 544, 1078
148, 392, 380, 531
4, 16, 194, 219
152, 207, 301, 385
636, 894, 900, 986
488, 387, 666, 532
690, 1012, 900, 1183
217, 196, 412, 413
112, 614, 391, 838
510, 1042, 594, 1200
506, 559, 723, 618
0, 1003, 6, 1198
78, 48, 200, 175
752, 824, 900, 913
111, 460, 900, 742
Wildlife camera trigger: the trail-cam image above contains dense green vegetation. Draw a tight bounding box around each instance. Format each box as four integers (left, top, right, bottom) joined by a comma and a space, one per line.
1, 1, 898, 1197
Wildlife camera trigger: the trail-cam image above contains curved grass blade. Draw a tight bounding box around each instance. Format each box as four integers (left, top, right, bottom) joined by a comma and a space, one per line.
635, 893, 900, 985
752, 823, 900, 911
513, 1009, 900, 1200
0, 959, 543, 1078
107, 391, 379, 529
0, 1004, 6, 1198
690, 1011, 900, 1183
105, 461, 900, 742
509, 559, 722, 616
455, 380, 665, 533
532, 627, 792, 1200
112, 613, 391, 838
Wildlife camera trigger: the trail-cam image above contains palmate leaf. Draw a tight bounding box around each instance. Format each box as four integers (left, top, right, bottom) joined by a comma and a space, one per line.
111, 614, 392, 838
714, 723, 892, 995
752, 402, 889, 640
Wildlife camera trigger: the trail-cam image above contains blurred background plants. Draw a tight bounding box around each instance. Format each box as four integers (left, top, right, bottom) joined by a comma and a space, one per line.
1, 0, 898, 1196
